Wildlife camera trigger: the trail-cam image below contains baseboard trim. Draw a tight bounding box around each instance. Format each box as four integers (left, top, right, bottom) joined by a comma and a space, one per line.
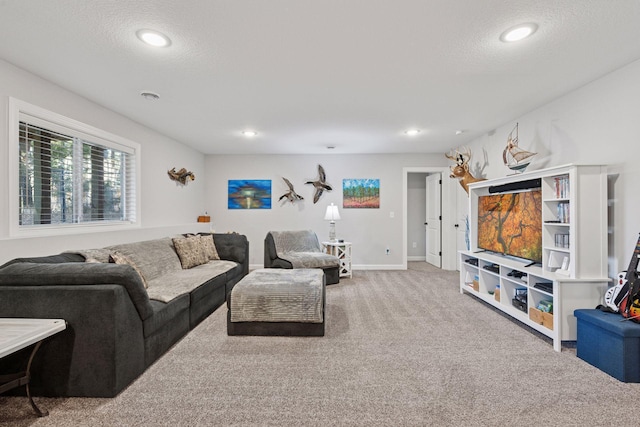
249, 264, 407, 271
407, 256, 426, 262
352, 264, 405, 270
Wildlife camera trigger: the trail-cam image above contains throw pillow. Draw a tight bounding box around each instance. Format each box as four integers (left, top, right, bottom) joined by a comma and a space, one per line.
110, 251, 150, 289
173, 236, 208, 269
200, 234, 220, 260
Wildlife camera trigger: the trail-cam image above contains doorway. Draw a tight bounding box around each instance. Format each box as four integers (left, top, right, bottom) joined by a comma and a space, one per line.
403, 167, 456, 270
407, 172, 428, 262
425, 173, 442, 267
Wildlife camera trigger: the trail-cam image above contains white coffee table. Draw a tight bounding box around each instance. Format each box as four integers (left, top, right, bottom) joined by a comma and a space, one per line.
0, 318, 66, 417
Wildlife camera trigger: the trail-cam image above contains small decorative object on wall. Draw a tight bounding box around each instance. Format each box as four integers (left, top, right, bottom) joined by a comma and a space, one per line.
278, 177, 304, 204
445, 147, 485, 194
305, 164, 332, 204
343, 179, 380, 208
503, 123, 536, 174
167, 167, 195, 185
228, 180, 272, 209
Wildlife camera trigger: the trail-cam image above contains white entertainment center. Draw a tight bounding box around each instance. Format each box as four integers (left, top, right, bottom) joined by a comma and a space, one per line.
459, 164, 610, 351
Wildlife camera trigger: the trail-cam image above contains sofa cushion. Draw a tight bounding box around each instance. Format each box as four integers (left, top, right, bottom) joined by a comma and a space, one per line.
172, 236, 208, 269
107, 238, 182, 281
224, 262, 243, 282
278, 252, 339, 269
145, 260, 238, 303
143, 295, 190, 339
0, 262, 154, 320
110, 251, 149, 288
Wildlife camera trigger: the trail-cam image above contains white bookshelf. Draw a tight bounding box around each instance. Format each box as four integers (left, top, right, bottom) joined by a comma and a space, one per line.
461, 164, 610, 351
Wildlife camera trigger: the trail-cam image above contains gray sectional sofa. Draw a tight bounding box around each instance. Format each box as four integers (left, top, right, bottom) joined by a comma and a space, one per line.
0, 232, 248, 397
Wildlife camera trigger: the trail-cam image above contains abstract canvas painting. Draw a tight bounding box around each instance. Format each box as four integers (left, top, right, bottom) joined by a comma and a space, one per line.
343, 179, 380, 208
228, 180, 272, 209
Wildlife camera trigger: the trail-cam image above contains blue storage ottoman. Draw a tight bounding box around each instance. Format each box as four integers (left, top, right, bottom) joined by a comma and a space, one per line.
574, 309, 640, 382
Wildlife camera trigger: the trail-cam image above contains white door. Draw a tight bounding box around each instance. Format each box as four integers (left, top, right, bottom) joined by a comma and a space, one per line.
425, 174, 442, 267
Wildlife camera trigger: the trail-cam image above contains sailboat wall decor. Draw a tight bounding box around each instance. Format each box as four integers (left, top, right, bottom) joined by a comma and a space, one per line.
502, 123, 536, 173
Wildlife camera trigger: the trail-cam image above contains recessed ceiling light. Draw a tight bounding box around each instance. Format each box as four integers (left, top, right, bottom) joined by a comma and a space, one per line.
242, 130, 257, 137
405, 129, 421, 136
500, 23, 538, 43
136, 29, 171, 47
455, 130, 464, 135
140, 91, 160, 100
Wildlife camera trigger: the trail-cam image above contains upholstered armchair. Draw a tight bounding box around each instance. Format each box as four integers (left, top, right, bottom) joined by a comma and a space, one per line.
264, 230, 340, 285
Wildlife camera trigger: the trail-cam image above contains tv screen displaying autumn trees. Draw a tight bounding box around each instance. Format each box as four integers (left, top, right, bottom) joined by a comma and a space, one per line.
477, 190, 542, 263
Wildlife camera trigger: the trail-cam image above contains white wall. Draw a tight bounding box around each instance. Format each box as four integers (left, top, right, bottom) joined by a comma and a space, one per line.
462, 58, 640, 278
0, 59, 208, 264
204, 154, 447, 268
4, 55, 637, 274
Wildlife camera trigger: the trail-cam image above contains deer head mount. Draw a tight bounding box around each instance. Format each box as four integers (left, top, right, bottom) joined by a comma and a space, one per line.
445, 147, 485, 194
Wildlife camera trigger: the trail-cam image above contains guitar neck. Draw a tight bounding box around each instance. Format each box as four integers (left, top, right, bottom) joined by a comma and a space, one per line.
625, 234, 640, 281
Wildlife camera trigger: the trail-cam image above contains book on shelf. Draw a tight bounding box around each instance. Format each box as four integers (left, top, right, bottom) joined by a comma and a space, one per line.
553, 176, 570, 199
556, 202, 570, 223
554, 233, 570, 249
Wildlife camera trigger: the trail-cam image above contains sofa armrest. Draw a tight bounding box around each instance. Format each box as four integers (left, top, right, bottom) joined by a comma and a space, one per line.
0, 252, 85, 268
0, 284, 145, 397
264, 232, 293, 268
0, 262, 154, 320
264, 232, 277, 267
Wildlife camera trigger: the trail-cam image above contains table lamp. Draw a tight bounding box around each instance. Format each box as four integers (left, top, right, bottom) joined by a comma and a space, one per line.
324, 203, 341, 242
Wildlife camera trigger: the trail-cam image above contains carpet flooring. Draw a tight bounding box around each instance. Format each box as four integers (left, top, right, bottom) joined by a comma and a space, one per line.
2, 263, 639, 426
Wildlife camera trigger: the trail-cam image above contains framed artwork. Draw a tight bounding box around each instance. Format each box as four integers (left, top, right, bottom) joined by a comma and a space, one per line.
343, 179, 380, 208
228, 180, 272, 209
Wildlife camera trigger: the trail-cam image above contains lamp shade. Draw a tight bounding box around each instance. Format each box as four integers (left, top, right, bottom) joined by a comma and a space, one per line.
324, 203, 341, 221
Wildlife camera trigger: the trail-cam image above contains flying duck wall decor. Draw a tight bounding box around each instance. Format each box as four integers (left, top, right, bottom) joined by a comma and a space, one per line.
278, 177, 304, 204
167, 167, 195, 185
305, 164, 332, 203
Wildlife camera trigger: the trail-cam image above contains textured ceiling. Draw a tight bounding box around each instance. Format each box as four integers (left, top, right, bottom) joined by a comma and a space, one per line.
1, 0, 639, 155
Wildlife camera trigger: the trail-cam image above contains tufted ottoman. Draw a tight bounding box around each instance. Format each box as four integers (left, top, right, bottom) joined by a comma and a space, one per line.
227, 268, 325, 336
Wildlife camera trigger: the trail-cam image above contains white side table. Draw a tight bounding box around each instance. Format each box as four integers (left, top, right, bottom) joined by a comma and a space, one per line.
322, 241, 352, 278
0, 318, 66, 417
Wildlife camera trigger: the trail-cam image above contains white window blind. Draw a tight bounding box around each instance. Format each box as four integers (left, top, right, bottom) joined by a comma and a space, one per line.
17, 117, 137, 228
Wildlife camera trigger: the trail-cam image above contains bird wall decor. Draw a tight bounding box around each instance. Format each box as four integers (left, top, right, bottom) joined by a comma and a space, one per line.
305, 164, 332, 203
278, 177, 304, 203
167, 167, 195, 185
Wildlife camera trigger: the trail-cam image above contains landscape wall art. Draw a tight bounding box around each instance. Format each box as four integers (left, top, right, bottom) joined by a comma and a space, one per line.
228, 180, 272, 209
343, 178, 380, 208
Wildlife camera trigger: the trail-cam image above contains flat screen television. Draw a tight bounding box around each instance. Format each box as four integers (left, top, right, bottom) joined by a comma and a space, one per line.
477, 189, 542, 263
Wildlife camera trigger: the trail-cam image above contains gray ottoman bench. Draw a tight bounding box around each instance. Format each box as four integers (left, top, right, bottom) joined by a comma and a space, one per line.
227, 269, 325, 336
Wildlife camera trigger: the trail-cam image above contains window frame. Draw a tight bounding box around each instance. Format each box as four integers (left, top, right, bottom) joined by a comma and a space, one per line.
8, 97, 141, 237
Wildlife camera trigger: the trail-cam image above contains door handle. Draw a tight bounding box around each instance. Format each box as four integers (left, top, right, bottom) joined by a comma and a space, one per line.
424, 222, 428, 225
